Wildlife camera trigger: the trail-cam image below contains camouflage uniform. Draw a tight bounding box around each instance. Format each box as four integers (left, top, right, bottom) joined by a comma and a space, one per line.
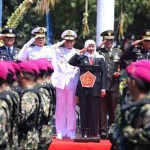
109, 96, 150, 150
0, 97, 10, 150
3, 87, 20, 150
34, 83, 52, 150
43, 80, 56, 116
18, 87, 39, 150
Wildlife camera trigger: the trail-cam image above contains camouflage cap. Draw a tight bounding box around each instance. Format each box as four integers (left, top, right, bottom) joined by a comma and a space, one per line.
18, 61, 39, 75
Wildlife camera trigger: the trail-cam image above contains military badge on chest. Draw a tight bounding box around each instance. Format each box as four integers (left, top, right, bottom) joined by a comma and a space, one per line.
83, 59, 88, 64
59, 58, 64, 64
114, 53, 120, 62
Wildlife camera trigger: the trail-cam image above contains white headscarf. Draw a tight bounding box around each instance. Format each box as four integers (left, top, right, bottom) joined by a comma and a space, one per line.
83, 39, 104, 59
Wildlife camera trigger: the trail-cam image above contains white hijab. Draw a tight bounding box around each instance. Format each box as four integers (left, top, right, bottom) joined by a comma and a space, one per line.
83, 39, 104, 59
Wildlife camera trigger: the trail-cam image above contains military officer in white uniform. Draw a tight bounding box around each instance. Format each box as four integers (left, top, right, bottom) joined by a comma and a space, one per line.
17, 27, 64, 68
54, 30, 79, 140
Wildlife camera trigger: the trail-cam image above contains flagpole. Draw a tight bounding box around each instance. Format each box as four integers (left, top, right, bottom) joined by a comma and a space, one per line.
46, 6, 53, 45
0, 0, 2, 30
96, 0, 115, 45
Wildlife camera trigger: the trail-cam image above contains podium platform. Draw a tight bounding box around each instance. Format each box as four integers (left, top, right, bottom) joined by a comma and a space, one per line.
48, 136, 111, 150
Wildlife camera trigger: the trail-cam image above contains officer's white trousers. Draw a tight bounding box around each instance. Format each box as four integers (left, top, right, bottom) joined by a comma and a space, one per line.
55, 87, 76, 138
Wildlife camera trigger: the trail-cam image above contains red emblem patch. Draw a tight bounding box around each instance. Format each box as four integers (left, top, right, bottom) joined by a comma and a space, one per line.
80, 71, 96, 87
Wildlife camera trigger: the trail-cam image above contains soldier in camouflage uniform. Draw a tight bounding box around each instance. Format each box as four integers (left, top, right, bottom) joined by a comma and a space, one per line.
0, 61, 20, 150
42, 58, 55, 116
109, 60, 150, 150
0, 28, 20, 61
17, 61, 40, 150
32, 58, 53, 150
0, 62, 11, 150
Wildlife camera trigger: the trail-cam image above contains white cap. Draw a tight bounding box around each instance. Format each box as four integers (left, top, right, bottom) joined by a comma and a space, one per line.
61, 30, 77, 40
31, 27, 47, 37
84, 39, 96, 48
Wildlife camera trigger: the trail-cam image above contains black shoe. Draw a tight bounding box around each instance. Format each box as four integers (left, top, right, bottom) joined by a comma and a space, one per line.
100, 132, 108, 139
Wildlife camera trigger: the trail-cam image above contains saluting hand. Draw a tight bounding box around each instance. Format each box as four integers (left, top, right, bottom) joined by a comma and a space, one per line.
98, 40, 107, 48
79, 46, 88, 54
0, 34, 5, 40
132, 39, 144, 46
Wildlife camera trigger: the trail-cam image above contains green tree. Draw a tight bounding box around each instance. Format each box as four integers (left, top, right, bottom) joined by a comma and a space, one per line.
2, 0, 97, 49
2, 0, 150, 49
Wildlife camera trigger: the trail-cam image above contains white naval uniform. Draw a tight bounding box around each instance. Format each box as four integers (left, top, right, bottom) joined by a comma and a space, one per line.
17, 45, 56, 69
53, 47, 79, 138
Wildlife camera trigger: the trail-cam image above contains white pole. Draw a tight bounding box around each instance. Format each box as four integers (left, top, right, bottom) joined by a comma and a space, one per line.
96, 0, 115, 45
0, 0, 2, 30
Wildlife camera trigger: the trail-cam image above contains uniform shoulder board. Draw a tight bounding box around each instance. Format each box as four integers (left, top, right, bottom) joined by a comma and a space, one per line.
114, 48, 122, 51
99, 51, 105, 56
15, 47, 20, 51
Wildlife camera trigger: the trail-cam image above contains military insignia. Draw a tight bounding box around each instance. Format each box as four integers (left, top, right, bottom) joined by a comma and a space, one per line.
146, 31, 150, 35
9, 28, 12, 33
60, 59, 63, 63
108, 31, 111, 36
114, 53, 120, 62
38, 28, 44, 33
80, 71, 96, 87
67, 30, 72, 35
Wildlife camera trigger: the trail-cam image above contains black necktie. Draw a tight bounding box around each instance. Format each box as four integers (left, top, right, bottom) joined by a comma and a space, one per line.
7, 48, 11, 56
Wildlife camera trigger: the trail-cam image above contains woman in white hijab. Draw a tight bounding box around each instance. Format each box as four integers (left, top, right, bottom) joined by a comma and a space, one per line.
83, 39, 104, 59
69, 39, 107, 138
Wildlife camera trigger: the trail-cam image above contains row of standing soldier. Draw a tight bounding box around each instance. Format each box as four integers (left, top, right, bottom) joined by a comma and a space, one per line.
0, 59, 55, 150
108, 29, 150, 149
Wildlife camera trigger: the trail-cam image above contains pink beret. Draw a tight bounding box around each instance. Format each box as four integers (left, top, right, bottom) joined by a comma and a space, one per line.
132, 66, 150, 83
133, 60, 150, 70
0, 62, 8, 80
30, 59, 47, 72
37, 58, 54, 73
8, 61, 20, 74
4, 61, 16, 80
18, 61, 39, 75
126, 60, 150, 83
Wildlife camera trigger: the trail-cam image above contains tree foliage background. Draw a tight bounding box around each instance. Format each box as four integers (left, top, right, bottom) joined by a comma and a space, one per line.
2, 0, 150, 50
